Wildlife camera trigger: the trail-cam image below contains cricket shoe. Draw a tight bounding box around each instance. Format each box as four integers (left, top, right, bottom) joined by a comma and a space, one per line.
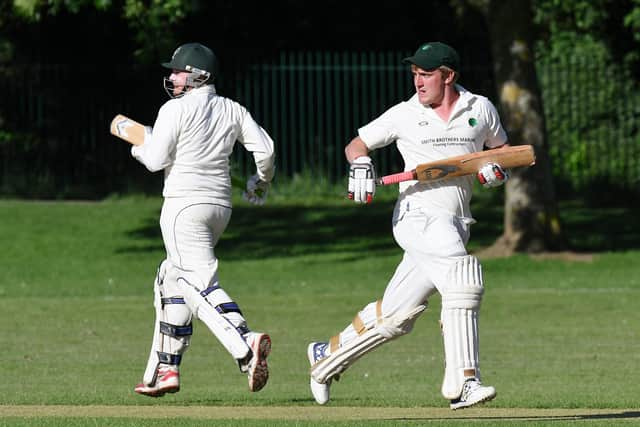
246, 332, 271, 392
134, 365, 180, 397
449, 378, 496, 410
307, 342, 332, 405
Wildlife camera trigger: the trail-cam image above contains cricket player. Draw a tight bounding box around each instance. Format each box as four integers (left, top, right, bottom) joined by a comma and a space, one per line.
307, 42, 508, 409
130, 42, 275, 397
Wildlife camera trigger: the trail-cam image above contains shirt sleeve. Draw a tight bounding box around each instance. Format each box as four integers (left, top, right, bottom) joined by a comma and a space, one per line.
483, 100, 508, 149
131, 101, 180, 172
357, 107, 399, 151
238, 109, 276, 183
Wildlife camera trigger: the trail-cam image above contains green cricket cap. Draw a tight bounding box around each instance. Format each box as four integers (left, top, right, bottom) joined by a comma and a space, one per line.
402, 42, 460, 71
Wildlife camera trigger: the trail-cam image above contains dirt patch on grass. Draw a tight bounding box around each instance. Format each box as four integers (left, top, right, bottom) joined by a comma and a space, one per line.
1, 405, 637, 422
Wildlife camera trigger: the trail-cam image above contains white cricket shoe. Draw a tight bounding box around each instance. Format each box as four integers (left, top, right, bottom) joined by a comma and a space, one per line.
449, 378, 496, 410
134, 365, 180, 397
246, 332, 271, 392
307, 342, 331, 405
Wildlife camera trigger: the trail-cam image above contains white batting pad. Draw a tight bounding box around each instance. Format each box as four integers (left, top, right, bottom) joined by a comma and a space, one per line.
142, 261, 193, 386
176, 270, 250, 360
440, 255, 484, 399
311, 304, 426, 384
142, 270, 164, 386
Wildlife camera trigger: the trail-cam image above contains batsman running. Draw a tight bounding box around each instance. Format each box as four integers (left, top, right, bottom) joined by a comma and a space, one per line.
130, 42, 275, 397
307, 42, 508, 409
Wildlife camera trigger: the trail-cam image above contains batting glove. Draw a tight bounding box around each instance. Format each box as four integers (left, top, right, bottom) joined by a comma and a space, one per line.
143, 126, 153, 145
243, 174, 270, 205
477, 162, 509, 188
348, 156, 376, 204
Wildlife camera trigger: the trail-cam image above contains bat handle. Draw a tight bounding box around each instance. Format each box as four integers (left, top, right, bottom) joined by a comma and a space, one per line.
376, 170, 416, 186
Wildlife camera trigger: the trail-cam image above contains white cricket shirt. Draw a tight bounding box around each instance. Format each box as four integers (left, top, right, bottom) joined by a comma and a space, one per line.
358, 85, 507, 220
132, 85, 275, 207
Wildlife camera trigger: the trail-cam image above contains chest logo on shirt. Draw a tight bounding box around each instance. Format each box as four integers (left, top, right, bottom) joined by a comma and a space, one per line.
468, 117, 478, 127
418, 120, 428, 126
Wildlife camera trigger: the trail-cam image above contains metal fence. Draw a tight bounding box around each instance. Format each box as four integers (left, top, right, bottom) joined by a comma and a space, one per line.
225, 50, 495, 182
0, 50, 638, 198
229, 52, 413, 181
536, 55, 640, 192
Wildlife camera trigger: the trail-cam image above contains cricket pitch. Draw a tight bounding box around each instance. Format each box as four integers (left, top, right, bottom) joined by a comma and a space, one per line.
1, 405, 638, 422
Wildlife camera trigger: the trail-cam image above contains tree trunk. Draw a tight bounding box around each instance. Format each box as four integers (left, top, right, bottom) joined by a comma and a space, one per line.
476, 0, 567, 256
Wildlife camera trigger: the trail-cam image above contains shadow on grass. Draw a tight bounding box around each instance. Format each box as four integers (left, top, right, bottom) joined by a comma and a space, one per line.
119, 200, 401, 260
393, 410, 640, 422
118, 197, 640, 259
469, 197, 640, 253
557, 200, 640, 252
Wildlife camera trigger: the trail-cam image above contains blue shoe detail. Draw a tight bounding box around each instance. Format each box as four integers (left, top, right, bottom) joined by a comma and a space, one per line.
311, 342, 329, 363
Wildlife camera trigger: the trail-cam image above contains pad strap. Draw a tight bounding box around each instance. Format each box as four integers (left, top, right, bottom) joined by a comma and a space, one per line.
157, 352, 182, 365
159, 321, 193, 338
179, 277, 251, 359
162, 297, 185, 305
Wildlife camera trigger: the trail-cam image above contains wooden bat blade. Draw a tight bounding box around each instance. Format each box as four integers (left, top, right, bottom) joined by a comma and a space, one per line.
378, 145, 535, 185
110, 114, 146, 146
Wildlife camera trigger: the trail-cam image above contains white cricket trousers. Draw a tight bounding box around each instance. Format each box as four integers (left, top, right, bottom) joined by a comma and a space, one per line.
381, 201, 472, 316
159, 197, 232, 283
154, 198, 250, 360
335, 201, 474, 348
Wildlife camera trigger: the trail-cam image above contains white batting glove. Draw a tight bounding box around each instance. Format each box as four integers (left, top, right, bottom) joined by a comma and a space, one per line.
348, 156, 376, 204
143, 126, 153, 145
131, 126, 153, 158
477, 162, 509, 188
243, 174, 270, 205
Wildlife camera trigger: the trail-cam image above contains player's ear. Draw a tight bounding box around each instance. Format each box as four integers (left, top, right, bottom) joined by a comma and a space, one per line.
440, 67, 456, 84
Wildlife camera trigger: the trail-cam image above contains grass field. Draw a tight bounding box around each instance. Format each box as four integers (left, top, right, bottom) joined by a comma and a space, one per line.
1, 181, 639, 426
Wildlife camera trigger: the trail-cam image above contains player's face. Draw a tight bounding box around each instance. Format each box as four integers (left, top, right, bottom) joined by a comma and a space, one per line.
412, 65, 446, 106
169, 70, 189, 95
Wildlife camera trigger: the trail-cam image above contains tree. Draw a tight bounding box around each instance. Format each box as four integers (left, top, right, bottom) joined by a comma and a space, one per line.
9, 0, 189, 63
470, 0, 568, 254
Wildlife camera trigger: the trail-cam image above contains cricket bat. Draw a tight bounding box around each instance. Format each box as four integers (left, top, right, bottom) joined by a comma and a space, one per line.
110, 114, 146, 146
377, 145, 535, 185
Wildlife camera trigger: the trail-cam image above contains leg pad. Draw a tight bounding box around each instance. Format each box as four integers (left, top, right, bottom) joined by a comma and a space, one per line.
311, 303, 425, 384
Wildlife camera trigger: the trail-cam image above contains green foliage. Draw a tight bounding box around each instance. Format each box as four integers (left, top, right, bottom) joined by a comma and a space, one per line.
537, 46, 640, 192
12, 0, 111, 20
624, 0, 640, 42
10, 0, 189, 62
534, 0, 640, 68
534, 1, 640, 194
534, 0, 612, 32
123, 0, 191, 62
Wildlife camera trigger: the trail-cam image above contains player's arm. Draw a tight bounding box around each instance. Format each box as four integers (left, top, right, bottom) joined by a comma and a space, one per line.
346, 108, 398, 203
238, 109, 275, 205
477, 100, 510, 187
346, 137, 376, 204
345, 137, 370, 163
239, 111, 275, 182
131, 104, 178, 172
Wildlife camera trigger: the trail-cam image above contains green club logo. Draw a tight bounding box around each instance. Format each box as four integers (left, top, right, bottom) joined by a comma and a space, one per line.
468, 118, 478, 127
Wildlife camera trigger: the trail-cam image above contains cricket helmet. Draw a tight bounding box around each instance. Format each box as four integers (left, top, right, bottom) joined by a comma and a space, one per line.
162, 42, 217, 97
